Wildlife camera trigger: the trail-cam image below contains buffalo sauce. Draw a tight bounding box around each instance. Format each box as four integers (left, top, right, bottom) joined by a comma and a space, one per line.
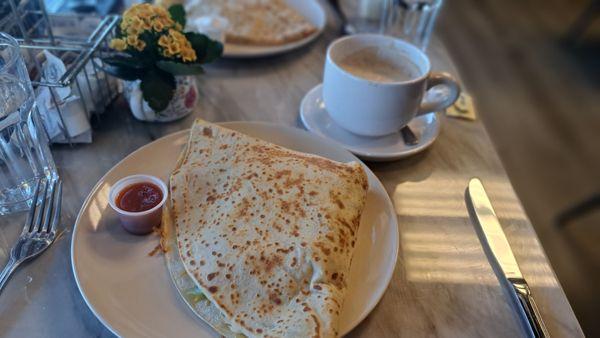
116, 182, 163, 212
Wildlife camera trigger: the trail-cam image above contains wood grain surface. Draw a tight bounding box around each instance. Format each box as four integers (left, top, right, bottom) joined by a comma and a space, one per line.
436, 1, 600, 335
0, 2, 583, 337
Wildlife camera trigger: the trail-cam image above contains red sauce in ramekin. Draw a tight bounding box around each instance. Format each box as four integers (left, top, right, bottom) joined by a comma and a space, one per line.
116, 182, 163, 213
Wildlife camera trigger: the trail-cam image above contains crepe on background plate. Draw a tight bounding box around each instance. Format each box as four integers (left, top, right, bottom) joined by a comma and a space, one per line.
185, 0, 317, 45
166, 120, 368, 337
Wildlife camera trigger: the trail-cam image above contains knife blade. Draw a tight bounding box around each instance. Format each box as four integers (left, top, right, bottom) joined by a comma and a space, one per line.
466, 178, 550, 338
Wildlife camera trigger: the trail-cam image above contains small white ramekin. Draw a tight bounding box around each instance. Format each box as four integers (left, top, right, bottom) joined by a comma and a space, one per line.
108, 174, 168, 235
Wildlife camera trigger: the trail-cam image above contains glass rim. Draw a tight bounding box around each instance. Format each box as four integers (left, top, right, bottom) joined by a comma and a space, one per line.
0, 32, 20, 74
397, 0, 443, 9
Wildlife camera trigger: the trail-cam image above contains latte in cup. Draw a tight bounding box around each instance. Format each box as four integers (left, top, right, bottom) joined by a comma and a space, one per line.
323, 34, 460, 137
337, 46, 421, 83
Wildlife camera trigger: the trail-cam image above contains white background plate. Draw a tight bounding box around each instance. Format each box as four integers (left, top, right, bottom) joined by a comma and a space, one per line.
222, 0, 326, 58
71, 122, 399, 337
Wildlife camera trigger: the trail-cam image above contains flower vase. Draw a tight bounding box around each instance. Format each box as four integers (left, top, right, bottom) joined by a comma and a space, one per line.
123, 75, 197, 122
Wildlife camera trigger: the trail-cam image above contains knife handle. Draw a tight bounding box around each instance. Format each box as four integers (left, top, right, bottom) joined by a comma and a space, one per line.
510, 279, 550, 338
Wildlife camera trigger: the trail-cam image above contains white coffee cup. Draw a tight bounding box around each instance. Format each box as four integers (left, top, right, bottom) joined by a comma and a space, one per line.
323, 34, 460, 137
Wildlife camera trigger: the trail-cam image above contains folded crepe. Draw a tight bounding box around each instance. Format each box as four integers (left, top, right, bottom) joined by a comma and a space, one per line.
169, 120, 368, 337
185, 0, 317, 45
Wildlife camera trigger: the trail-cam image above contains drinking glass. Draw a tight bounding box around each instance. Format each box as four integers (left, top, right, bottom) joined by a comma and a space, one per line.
0, 33, 57, 215
339, 0, 389, 34
382, 0, 443, 50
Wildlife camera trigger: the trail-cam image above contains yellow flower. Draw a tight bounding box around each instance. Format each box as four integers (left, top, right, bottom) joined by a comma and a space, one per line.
121, 2, 178, 37
126, 34, 139, 47
163, 49, 174, 58
153, 20, 165, 32
136, 9, 152, 20
126, 26, 141, 37
119, 3, 196, 60
122, 17, 141, 35
123, 4, 141, 19
141, 19, 152, 31
109, 38, 127, 51
130, 3, 151, 14
131, 17, 144, 30
123, 4, 155, 28
169, 29, 185, 42
134, 40, 146, 52
167, 41, 181, 55
161, 17, 175, 28
158, 35, 170, 48
181, 48, 197, 62
152, 6, 170, 17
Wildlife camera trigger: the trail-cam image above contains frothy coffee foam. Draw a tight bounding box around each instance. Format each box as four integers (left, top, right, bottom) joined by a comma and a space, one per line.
337, 46, 420, 83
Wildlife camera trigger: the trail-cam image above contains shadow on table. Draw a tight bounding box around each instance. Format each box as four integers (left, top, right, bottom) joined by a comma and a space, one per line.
559, 38, 600, 87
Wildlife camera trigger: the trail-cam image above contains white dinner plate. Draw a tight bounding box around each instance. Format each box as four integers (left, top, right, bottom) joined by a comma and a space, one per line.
71, 122, 399, 337
222, 0, 326, 58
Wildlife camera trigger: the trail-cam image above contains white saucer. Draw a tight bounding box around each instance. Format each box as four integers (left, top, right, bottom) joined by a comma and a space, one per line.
300, 84, 441, 161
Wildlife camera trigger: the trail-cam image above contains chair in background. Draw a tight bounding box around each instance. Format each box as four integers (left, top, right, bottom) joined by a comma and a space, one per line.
557, 193, 600, 227
566, 0, 600, 44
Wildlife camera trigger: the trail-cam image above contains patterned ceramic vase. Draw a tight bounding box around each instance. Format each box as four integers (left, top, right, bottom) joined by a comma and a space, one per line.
123, 75, 197, 122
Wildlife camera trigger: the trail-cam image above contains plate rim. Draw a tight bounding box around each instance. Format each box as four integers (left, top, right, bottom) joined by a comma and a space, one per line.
70, 128, 191, 338
70, 121, 399, 337
300, 83, 442, 161
222, 0, 326, 58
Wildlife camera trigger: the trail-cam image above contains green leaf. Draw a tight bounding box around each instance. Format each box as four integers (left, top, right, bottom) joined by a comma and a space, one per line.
204, 39, 223, 63
103, 55, 145, 70
140, 69, 176, 112
168, 4, 186, 28
185, 32, 208, 60
156, 60, 204, 75
184, 288, 206, 304
185, 32, 223, 63
101, 55, 146, 80
101, 64, 143, 81
115, 19, 123, 37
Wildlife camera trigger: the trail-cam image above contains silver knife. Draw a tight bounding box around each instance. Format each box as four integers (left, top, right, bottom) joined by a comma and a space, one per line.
466, 178, 550, 338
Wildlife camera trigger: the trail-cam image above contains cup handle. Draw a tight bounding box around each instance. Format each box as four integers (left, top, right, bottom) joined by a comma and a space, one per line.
417, 72, 461, 115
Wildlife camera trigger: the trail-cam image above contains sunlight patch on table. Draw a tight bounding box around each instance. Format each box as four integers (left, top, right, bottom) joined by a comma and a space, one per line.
394, 177, 558, 287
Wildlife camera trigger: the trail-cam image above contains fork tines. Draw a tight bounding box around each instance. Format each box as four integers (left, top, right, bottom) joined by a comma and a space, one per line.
23, 177, 63, 235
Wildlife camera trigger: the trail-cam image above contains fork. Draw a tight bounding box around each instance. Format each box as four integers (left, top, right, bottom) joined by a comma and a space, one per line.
0, 178, 63, 294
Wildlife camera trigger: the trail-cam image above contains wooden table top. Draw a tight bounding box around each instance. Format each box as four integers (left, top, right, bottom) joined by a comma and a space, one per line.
0, 3, 583, 337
